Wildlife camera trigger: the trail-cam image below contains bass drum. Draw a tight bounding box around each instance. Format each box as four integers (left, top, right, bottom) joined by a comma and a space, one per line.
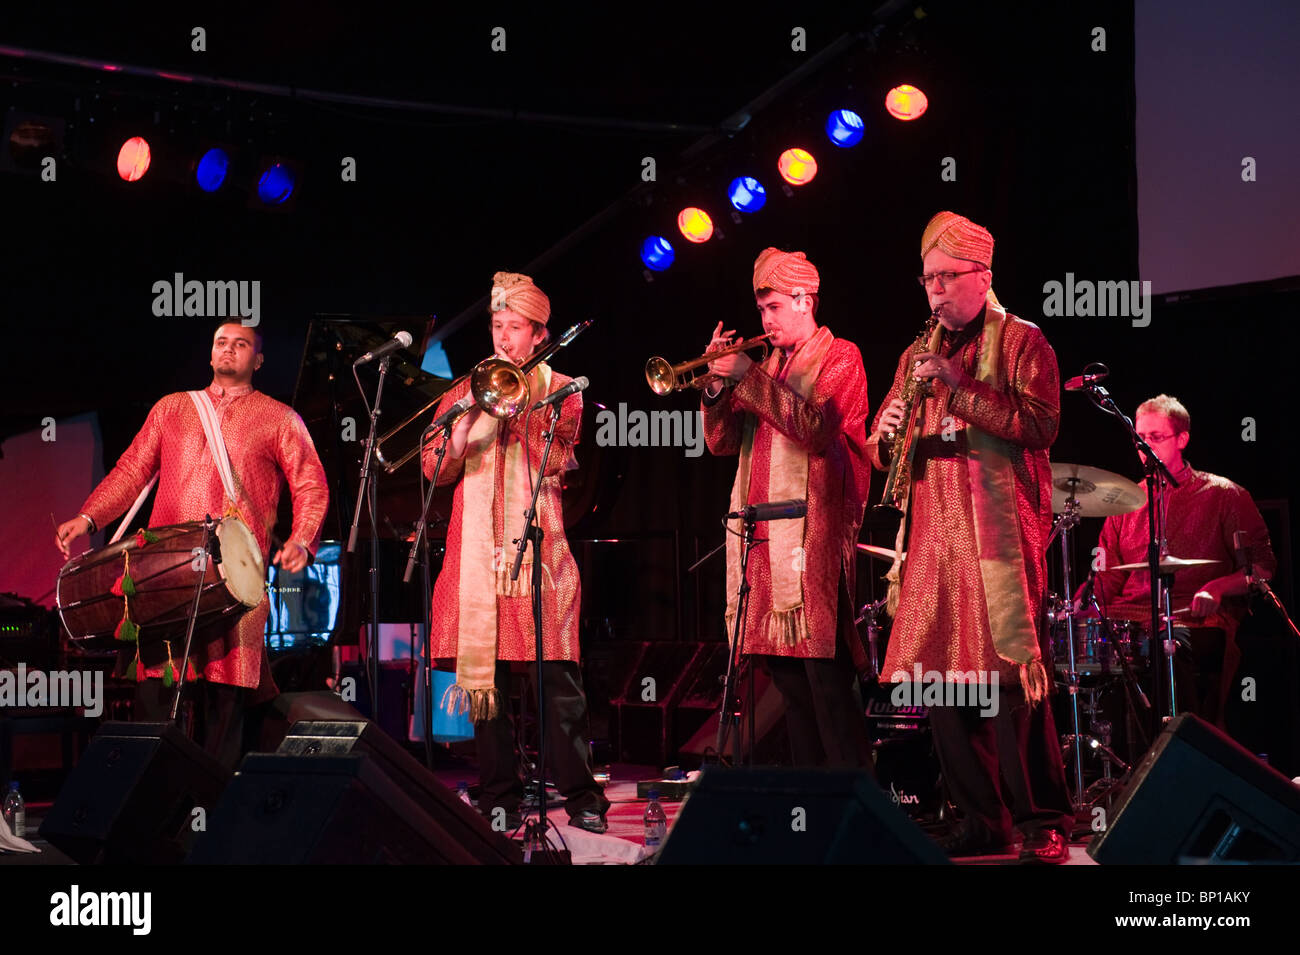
57, 519, 265, 649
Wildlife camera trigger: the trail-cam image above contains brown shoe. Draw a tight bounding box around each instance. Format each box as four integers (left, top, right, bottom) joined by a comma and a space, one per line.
1019, 828, 1069, 864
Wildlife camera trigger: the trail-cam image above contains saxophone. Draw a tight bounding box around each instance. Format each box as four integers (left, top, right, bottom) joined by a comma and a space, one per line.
873, 308, 944, 518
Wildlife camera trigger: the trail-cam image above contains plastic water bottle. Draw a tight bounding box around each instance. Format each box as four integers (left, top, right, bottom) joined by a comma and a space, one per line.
3, 781, 25, 839
643, 789, 667, 848
457, 781, 473, 807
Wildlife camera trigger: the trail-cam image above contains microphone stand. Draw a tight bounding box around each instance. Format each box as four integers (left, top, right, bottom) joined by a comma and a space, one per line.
171, 514, 217, 721
1079, 380, 1180, 730
715, 514, 761, 767
508, 402, 567, 863
405, 421, 453, 769
348, 354, 394, 722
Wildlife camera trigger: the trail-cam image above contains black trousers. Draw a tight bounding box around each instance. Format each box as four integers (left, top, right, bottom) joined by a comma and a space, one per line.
134, 678, 247, 772
928, 686, 1073, 843
762, 578, 873, 770
475, 660, 610, 819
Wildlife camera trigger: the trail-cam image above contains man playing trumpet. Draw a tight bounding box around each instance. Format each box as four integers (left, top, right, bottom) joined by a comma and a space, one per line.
868, 212, 1071, 861
701, 247, 873, 769
423, 271, 608, 833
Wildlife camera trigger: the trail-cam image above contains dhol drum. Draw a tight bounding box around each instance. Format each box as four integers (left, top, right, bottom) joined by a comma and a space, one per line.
57, 519, 266, 649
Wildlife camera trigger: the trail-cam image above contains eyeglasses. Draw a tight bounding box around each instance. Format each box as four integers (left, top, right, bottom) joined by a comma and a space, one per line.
917, 268, 984, 288
1137, 432, 1179, 444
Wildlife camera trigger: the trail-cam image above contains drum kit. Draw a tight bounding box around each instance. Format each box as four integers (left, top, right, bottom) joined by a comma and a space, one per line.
1046, 461, 1221, 822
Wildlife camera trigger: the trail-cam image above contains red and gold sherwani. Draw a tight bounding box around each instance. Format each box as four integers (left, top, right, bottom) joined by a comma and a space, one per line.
424, 367, 581, 663
79, 382, 329, 690
702, 332, 871, 659
868, 307, 1059, 687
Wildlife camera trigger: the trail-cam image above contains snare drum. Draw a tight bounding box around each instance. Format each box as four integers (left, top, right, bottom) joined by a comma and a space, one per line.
1052, 615, 1121, 676
57, 519, 265, 648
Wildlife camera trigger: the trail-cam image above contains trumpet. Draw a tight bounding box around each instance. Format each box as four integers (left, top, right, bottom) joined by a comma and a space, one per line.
645, 332, 772, 395
376, 332, 570, 474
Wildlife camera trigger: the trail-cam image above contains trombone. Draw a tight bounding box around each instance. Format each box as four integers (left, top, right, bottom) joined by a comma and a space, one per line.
375, 330, 570, 474
645, 332, 772, 395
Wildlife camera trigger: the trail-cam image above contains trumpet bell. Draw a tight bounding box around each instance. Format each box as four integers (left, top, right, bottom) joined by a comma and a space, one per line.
645, 356, 676, 395
471, 358, 530, 418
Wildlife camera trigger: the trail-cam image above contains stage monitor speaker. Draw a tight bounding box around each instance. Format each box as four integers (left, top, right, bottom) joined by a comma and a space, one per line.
188, 720, 520, 864
38, 721, 230, 865
656, 767, 949, 864
1088, 713, 1300, 864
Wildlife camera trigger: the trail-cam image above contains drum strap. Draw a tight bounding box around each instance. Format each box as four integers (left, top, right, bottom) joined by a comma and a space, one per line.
188, 391, 241, 511
108, 473, 160, 544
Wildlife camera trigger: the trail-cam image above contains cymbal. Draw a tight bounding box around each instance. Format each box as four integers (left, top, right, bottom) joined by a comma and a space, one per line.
1109, 556, 1222, 573
857, 543, 905, 562
1051, 463, 1144, 517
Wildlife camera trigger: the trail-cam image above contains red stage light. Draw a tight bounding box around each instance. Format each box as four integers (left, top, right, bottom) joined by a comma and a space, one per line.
885, 85, 928, 121
777, 148, 818, 186
116, 136, 151, 181
677, 207, 714, 243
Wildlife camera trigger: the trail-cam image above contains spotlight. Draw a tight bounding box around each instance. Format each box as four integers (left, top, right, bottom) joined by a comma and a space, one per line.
194, 147, 231, 193
677, 207, 714, 243
640, 236, 675, 271
777, 147, 817, 186
885, 85, 928, 121
254, 158, 298, 205
825, 109, 865, 147
116, 136, 151, 181
728, 176, 767, 213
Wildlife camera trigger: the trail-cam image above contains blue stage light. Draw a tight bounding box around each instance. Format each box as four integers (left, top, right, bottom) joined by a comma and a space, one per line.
640, 236, 675, 272
728, 176, 767, 213
256, 162, 296, 204
826, 109, 865, 147
195, 147, 230, 192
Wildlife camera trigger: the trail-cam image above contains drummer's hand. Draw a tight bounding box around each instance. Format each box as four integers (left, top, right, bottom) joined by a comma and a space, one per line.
273, 541, 309, 573
1190, 582, 1223, 617
55, 516, 90, 558
875, 399, 907, 439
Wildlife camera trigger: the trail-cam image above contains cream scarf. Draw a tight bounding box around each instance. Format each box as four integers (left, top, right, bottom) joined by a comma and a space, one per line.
442, 363, 551, 722
724, 326, 834, 648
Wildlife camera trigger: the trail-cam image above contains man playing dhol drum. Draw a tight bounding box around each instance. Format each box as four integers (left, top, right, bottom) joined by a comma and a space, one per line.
55, 320, 328, 768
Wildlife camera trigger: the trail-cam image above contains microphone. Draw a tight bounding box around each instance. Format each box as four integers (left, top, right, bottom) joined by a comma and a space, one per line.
1234, 530, 1254, 581
427, 395, 475, 432
1064, 370, 1110, 391
1074, 569, 1098, 613
726, 499, 807, 522
354, 330, 413, 366
532, 376, 589, 411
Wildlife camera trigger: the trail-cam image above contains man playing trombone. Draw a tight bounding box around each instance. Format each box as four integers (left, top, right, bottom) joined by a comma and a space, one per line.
701, 247, 874, 769
423, 271, 609, 834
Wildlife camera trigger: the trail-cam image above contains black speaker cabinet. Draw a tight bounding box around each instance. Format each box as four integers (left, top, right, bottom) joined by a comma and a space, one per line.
1088, 713, 1300, 864
656, 767, 950, 864
38, 721, 230, 864
188, 719, 520, 864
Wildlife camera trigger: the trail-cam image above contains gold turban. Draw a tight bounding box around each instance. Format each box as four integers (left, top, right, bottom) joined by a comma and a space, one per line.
920, 211, 994, 268
752, 247, 820, 295
489, 271, 550, 326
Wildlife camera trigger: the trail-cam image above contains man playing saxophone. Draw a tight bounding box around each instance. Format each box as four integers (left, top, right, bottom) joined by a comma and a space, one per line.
868, 212, 1072, 862
701, 247, 873, 770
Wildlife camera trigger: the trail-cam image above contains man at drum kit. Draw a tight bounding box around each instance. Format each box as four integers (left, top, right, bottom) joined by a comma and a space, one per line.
868, 212, 1072, 862
701, 247, 874, 770
55, 320, 329, 769
423, 271, 609, 834
1088, 394, 1277, 728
